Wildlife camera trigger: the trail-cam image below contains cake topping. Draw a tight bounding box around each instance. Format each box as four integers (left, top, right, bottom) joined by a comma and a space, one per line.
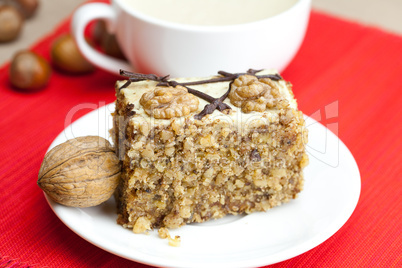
125, 103, 136, 117
139, 85, 199, 119
119, 69, 283, 119
229, 75, 277, 113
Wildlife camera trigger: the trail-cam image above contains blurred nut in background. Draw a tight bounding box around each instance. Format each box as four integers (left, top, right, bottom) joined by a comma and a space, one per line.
51, 34, 94, 74
0, 5, 24, 42
92, 19, 107, 44
14, 0, 39, 18
101, 31, 126, 60
93, 20, 126, 60
9, 50, 51, 91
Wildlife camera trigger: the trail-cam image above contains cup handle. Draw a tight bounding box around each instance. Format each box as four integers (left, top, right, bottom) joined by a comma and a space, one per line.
71, 3, 132, 75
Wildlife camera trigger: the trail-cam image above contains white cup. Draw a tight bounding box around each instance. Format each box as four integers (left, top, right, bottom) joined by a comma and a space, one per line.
71, 0, 311, 77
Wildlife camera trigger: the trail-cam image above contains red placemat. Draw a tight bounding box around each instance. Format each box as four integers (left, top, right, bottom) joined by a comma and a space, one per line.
0, 3, 401, 268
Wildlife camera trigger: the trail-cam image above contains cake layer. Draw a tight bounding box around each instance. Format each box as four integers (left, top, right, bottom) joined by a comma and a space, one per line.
113, 69, 308, 231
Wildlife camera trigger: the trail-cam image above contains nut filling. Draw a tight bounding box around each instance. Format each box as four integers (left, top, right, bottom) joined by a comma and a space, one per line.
113, 69, 308, 231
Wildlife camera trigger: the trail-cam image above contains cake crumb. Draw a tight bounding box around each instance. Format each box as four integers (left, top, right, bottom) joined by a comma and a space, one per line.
158, 227, 181, 247
168, 235, 181, 247
158, 227, 170, 239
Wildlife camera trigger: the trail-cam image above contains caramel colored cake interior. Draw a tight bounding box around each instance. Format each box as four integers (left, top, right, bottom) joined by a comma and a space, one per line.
112, 69, 308, 232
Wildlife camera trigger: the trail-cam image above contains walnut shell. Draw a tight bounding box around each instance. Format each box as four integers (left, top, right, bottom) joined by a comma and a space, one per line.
37, 136, 121, 208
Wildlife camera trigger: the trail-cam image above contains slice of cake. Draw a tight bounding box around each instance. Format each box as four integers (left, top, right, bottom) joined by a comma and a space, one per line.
112, 69, 308, 232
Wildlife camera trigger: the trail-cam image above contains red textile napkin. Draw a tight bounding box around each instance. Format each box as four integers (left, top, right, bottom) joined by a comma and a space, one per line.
0, 3, 401, 268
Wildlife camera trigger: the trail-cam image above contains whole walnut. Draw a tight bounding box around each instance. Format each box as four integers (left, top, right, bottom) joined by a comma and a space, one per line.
37, 136, 120, 208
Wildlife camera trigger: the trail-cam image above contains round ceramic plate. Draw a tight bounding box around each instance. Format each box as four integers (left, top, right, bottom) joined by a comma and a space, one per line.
46, 103, 360, 268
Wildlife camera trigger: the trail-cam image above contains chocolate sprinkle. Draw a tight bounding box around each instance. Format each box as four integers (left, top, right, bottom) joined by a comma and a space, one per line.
194, 84, 232, 120
119, 70, 170, 90
125, 103, 136, 117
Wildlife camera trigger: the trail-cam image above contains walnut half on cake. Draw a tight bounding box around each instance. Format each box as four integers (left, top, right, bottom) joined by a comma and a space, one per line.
112, 69, 308, 232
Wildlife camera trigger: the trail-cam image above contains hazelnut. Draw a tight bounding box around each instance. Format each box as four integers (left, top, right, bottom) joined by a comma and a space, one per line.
51, 34, 94, 74
91, 20, 106, 45
92, 19, 107, 44
14, 0, 39, 18
0, 5, 24, 43
101, 32, 126, 60
37, 136, 121, 208
9, 50, 51, 91
93, 20, 126, 60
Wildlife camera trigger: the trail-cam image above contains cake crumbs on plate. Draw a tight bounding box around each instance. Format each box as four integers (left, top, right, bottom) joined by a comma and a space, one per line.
159, 227, 181, 247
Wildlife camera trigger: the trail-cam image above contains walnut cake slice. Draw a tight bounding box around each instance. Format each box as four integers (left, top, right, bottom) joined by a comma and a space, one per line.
112, 69, 309, 233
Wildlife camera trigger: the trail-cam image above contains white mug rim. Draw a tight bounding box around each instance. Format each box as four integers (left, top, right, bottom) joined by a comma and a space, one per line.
113, 0, 310, 32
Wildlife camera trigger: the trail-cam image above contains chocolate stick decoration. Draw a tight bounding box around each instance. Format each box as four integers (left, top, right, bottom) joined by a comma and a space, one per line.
118, 70, 170, 90
119, 70, 230, 110
194, 83, 233, 120
158, 80, 231, 112
193, 69, 282, 119
119, 69, 282, 119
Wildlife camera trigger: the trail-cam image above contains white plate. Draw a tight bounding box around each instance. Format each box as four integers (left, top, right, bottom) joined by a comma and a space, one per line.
46, 103, 360, 268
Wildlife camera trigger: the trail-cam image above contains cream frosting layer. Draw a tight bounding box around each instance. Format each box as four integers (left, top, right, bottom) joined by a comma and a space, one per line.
117, 70, 298, 132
